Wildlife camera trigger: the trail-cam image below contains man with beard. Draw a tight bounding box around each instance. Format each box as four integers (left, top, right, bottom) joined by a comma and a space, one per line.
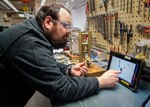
0, 2, 120, 107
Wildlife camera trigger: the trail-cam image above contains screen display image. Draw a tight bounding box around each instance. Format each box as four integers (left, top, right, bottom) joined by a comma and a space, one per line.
109, 56, 138, 85
107, 51, 143, 92
145, 100, 150, 107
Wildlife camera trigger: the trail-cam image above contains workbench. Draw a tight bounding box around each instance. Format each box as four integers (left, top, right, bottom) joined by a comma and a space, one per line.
52, 83, 150, 107
52, 51, 150, 107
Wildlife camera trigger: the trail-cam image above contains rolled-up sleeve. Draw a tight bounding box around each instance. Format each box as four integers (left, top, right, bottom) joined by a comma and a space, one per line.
11, 42, 100, 102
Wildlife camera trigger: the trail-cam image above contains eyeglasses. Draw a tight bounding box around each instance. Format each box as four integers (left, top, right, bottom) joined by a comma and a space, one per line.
56, 20, 72, 30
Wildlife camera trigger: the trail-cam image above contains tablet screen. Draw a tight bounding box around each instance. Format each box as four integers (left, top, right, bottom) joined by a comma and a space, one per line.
107, 51, 143, 92
109, 56, 139, 85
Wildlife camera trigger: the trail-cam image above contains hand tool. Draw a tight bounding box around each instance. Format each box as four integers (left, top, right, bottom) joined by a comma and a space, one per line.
130, 0, 133, 13
123, 0, 125, 11
103, 0, 109, 12
109, 15, 113, 44
126, 24, 133, 54
114, 12, 119, 38
127, 0, 129, 13
138, 0, 141, 14
136, 24, 150, 34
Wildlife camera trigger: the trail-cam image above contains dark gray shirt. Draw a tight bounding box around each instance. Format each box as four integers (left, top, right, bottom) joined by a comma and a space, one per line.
0, 18, 99, 106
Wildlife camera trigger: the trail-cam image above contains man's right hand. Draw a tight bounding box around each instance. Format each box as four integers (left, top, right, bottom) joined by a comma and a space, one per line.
96, 70, 121, 88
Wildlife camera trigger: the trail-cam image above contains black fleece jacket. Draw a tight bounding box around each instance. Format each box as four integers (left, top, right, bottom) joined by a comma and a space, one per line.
0, 18, 99, 107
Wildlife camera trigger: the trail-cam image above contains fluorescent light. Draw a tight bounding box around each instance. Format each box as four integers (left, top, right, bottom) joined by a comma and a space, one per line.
18, 14, 25, 17
40, 0, 46, 6
0, 1, 10, 9
3, 0, 19, 12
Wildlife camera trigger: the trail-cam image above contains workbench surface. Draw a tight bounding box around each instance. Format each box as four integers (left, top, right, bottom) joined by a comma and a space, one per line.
52, 83, 150, 107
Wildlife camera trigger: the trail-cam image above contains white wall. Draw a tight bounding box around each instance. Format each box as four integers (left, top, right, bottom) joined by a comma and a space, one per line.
71, 4, 86, 31
0, 9, 3, 26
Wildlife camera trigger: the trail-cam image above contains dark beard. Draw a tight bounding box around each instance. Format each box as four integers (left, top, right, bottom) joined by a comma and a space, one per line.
45, 28, 68, 49
49, 39, 67, 49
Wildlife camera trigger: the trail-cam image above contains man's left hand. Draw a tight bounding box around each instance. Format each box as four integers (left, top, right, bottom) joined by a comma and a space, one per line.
71, 62, 88, 77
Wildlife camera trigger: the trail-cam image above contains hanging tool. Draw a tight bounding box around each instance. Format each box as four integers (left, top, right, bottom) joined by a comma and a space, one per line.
127, 0, 129, 13
103, 15, 107, 40
130, 0, 133, 13
143, 0, 150, 17
101, 15, 105, 37
119, 21, 127, 45
121, 0, 122, 10
123, 0, 125, 11
92, 16, 95, 31
109, 15, 113, 44
103, 0, 109, 12
138, 0, 141, 14
94, 16, 96, 31
86, 1, 89, 14
145, 0, 150, 18
126, 24, 133, 54
118, 46, 120, 52
114, 12, 119, 38
119, 21, 123, 45
106, 14, 109, 41
92, 0, 95, 11
89, 0, 92, 14
143, 0, 146, 17
101, 15, 104, 36
94, 16, 96, 33
148, 0, 150, 19
99, 15, 103, 34
96, 16, 99, 33
136, 24, 150, 34
107, 14, 110, 43
97, 15, 101, 33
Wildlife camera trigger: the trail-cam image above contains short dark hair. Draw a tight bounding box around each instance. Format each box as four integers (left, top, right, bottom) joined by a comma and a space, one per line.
36, 2, 71, 26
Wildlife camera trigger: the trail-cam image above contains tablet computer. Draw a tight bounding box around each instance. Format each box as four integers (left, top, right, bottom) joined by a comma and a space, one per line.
142, 95, 150, 107
107, 51, 144, 92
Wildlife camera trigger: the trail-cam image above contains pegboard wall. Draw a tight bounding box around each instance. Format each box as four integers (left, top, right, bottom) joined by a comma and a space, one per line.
86, 0, 150, 54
